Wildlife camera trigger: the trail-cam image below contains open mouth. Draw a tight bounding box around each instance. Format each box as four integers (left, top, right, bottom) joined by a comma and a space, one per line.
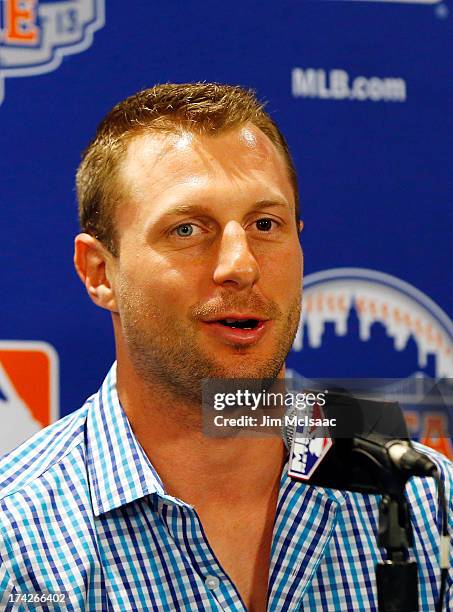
216, 318, 260, 330
201, 316, 270, 345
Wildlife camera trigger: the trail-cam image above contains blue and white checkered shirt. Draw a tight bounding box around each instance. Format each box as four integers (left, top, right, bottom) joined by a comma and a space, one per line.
0, 363, 452, 611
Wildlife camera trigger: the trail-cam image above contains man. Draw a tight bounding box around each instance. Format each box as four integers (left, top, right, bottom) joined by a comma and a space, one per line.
0, 83, 451, 611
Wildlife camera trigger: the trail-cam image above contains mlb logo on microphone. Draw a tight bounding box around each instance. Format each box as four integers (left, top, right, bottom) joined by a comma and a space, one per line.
0, 341, 59, 456
288, 400, 333, 480
289, 434, 332, 481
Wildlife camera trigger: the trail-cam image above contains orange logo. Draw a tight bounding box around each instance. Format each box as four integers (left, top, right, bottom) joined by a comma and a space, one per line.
405, 410, 453, 460
0, 341, 59, 455
0, 0, 105, 107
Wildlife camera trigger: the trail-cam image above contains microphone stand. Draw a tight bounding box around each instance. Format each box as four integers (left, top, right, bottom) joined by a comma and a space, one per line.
285, 390, 447, 612
352, 437, 419, 612
376, 489, 418, 612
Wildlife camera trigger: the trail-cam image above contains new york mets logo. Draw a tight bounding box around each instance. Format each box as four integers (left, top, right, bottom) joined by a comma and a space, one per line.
290, 268, 453, 458
294, 268, 453, 378
0, 0, 105, 106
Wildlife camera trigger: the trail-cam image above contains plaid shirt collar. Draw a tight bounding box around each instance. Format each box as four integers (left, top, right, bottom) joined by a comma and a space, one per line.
86, 362, 347, 517
86, 363, 190, 516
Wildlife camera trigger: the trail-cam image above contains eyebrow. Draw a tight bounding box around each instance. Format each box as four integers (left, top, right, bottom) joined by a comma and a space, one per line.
157, 199, 291, 220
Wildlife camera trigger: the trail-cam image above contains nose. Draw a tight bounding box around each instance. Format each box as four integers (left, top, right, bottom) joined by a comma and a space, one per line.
213, 221, 260, 290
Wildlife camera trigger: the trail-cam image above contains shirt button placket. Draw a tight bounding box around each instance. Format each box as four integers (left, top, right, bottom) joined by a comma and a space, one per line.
205, 575, 220, 590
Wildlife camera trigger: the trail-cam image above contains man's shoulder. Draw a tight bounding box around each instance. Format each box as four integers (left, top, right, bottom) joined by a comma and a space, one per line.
405, 443, 453, 526
412, 442, 453, 485
0, 398, 94, 503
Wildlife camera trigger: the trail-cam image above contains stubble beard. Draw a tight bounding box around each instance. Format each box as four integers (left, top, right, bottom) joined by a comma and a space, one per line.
119, 290, 302, 408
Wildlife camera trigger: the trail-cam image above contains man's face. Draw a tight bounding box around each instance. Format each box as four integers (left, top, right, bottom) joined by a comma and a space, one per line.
111, 124, 303, 403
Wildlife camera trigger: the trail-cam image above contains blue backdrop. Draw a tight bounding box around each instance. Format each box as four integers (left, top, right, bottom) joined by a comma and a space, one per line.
1, 0, 452, 456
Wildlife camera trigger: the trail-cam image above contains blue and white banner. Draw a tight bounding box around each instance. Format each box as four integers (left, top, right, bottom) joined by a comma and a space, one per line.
1, 0, 451, 456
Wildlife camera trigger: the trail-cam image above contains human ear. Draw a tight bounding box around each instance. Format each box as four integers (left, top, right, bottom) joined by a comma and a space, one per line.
74, 233, 119, 313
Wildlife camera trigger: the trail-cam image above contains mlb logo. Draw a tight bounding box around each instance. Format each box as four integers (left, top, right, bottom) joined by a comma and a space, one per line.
0, 341, 59, 456
288, 402, 333, 481
289, 436, 332, 481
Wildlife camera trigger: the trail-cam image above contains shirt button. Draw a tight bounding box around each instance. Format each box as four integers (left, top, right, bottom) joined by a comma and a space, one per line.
205, 575, 220, 590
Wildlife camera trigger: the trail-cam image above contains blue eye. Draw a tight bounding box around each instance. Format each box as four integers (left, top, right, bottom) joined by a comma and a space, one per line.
176, 224, 193, 237
173, 223, 201, 237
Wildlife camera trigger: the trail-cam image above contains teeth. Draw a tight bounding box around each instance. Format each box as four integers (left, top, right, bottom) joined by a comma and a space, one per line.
225, 318, 238, 323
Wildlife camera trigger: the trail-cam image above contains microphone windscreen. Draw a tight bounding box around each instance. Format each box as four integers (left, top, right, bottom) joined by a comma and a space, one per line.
283, 388, 410, 494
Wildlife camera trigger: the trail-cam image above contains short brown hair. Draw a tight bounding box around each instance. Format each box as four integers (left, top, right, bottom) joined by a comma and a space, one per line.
76, 82, 299, 254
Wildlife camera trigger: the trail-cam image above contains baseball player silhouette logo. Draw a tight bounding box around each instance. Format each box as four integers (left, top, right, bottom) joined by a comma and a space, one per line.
0, 342, 59, 456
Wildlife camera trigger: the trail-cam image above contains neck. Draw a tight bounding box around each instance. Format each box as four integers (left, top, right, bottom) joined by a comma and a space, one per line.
116, 356, 287, 509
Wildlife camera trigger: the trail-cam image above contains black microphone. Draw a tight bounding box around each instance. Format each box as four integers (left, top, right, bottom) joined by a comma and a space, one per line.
282, 389, 439, 493
354, 436, 438, 478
